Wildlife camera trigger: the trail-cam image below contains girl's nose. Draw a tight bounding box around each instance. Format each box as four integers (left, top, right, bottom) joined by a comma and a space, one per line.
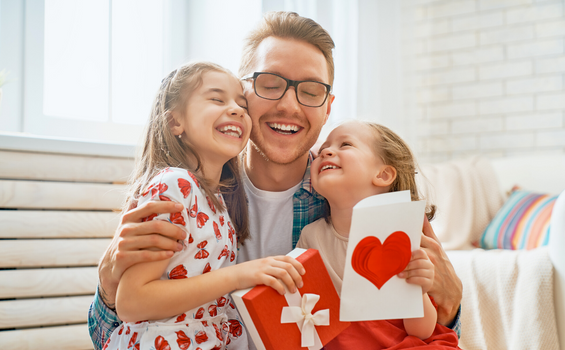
320, 147, 334, 157
228, 103, 246, 117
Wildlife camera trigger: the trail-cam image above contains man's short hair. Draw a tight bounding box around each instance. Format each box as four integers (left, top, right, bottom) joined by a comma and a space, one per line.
239, 11, 335, 86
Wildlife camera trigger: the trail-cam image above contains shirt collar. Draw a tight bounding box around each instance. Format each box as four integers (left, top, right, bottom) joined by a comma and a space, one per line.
242, 150, 323, 199
298, 152, 325, 200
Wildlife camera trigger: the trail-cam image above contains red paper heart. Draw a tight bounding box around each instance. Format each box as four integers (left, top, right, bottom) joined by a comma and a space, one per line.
351, 231, 412, 289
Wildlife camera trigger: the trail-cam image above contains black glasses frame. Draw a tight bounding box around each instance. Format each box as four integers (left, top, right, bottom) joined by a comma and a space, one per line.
242, 72, 332, 108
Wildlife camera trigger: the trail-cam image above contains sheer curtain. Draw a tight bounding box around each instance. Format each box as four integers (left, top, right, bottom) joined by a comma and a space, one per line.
357, 0, 407, 144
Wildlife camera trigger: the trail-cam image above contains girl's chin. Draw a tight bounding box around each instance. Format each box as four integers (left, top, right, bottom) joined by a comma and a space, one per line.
312, 184, 334, 202
219, 145, 247, 159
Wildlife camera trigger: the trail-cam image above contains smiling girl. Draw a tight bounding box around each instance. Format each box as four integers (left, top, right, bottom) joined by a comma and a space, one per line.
297, 120, 461, 349
102, 62, 304, 350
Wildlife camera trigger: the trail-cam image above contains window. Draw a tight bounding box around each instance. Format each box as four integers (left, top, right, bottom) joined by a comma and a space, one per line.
0, 0, 262, 144
0, 0, 381, 147
21, 0, 169, 143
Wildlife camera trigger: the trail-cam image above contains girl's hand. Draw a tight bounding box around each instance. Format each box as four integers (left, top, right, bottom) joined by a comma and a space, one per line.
397, 249, 434, 294
232, 256, 306, 295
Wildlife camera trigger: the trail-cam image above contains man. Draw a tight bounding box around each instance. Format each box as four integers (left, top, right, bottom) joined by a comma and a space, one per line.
89, 11, 462, 349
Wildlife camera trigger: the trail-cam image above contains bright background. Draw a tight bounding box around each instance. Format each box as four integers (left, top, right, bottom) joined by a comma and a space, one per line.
0, 0, 564, 162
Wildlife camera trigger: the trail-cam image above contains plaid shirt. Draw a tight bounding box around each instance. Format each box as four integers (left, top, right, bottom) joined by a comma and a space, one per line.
88, 286, 120, 350
87, 153, 460, 349
449, 305, 462, 338
291, 153, 329, 247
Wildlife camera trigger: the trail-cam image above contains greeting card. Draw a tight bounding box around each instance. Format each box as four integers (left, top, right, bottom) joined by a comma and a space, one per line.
340, 191, 426, 321
232, 248, 350, 350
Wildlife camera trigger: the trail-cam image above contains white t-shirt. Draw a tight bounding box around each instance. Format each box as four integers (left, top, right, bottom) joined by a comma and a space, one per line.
237, 168, 301, 263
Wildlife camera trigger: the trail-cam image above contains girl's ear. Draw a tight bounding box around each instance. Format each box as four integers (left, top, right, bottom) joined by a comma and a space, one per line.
373, 165, 397, 187
168, 110, 184, 137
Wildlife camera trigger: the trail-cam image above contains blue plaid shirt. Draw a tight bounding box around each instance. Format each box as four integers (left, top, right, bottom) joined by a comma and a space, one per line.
450, 305, 462, 338
87, 153, 460, 349
88, 286, 120, 350
291, 153, 329, 247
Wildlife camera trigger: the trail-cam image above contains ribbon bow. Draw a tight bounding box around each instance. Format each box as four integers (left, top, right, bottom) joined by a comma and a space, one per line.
281, 293, 330, 348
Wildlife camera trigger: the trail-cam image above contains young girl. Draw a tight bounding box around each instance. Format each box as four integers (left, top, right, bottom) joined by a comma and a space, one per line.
102, 62, 304, 350
297, 120, 461, 349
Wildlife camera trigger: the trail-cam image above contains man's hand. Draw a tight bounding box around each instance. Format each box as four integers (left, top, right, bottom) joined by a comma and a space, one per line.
98, 201, 187, 310
420, 216, 463, 326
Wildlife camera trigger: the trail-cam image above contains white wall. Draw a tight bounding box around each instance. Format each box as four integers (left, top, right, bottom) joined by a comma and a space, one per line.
401, 0, 565, 163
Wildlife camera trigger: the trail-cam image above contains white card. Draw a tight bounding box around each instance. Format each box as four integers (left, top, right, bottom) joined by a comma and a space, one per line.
340, 191, 426, 321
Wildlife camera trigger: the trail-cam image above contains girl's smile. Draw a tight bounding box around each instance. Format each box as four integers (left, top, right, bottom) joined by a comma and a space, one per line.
216, 122, 244, 139
318, 161, 341, 173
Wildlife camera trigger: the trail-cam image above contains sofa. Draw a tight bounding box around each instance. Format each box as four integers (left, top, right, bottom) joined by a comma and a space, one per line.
419, 155, 565, 350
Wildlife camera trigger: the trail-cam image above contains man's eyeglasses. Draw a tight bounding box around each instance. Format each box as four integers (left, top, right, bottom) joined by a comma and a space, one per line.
242, 72, 331, 108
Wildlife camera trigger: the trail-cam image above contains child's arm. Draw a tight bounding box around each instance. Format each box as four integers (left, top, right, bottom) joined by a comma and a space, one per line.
404, 293, 437, 340
116, 254, 305, 322
399, 248, 437, 340
115, 170, 305, 323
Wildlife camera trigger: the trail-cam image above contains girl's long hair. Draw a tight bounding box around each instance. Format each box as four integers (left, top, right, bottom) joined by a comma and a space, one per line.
363, 121, 436, 221
125, 61, 249, 244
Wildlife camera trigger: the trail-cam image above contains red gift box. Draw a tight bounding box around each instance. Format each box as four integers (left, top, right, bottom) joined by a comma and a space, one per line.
232, 248, 350, 350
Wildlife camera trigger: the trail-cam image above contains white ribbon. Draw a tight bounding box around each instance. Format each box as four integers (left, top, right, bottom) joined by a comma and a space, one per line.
280, 293, 330, 349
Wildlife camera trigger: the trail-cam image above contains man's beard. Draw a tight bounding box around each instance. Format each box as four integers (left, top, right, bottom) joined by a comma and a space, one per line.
248, 111, 323, 166
249, 133, 316, 166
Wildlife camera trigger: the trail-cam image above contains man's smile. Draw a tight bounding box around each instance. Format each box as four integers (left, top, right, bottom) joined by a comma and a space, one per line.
267, 122, 301, 135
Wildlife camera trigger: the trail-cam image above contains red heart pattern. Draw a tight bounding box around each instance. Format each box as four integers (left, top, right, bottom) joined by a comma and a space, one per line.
351, 231, 412, 289
112, 168, 244, 350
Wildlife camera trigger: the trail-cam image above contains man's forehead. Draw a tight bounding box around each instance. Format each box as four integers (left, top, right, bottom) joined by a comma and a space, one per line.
252, 36, 329, 83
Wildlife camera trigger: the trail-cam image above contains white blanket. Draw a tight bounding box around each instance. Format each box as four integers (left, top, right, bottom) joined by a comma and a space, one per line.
447, 247, 559, 350
418, 156, 503, 250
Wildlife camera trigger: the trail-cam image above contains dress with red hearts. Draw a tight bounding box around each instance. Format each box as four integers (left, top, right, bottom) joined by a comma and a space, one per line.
103, 167, 247, 350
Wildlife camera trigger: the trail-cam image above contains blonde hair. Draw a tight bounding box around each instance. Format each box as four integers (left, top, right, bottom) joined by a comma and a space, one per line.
238, 11, 335, 85
126, 61, 250, 244
362, 121, 436, 221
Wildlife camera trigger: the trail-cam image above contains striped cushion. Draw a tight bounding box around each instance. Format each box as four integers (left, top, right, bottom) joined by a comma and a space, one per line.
480, 190, 557, 250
